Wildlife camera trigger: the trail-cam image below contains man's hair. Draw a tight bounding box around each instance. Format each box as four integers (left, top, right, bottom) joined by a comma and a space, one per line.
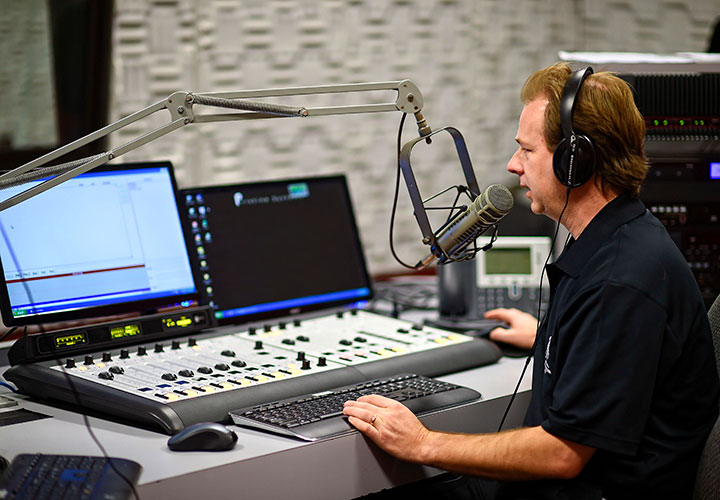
521, 62, 648, 197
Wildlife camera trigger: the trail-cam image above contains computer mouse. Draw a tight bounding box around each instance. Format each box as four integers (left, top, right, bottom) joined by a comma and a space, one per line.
167, 422, 238, 451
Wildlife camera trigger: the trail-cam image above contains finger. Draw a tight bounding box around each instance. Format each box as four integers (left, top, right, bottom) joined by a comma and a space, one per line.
489, 327, 514, 343
342, 404, 376, 422
343, 400, 380, 412
346, 415, 381, 437
483, 308, 514, 322
354, 394, 397, 407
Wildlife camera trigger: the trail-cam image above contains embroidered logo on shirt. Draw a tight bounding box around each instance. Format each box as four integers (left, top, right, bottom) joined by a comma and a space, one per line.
544, 335, 552, 375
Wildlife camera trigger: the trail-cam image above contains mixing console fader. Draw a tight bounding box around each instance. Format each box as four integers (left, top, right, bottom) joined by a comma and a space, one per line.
4, 310, 501, 434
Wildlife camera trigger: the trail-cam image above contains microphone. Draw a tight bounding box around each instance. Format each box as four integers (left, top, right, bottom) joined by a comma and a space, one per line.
416, 183, 513, 269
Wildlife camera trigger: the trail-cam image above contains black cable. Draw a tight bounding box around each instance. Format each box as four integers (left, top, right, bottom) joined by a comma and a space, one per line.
497, 188, 572, 431
389, 113, 421, 270
0, 217, 140, 499
0, 326, 18, 343
56, 359, 141, 499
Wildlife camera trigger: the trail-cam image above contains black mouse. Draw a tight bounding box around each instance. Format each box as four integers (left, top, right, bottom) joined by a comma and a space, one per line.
167, 422, 238, 451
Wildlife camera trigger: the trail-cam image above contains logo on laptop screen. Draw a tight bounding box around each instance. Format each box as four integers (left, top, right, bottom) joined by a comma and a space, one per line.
233, 192, 244, 206
288, 182, 310, 199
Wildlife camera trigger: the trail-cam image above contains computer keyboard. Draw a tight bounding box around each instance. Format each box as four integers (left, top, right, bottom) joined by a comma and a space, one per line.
229, 373, 481, 441
0, 454, 141, 500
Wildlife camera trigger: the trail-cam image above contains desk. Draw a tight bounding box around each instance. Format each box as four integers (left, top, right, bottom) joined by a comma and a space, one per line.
0, 352, 530, 500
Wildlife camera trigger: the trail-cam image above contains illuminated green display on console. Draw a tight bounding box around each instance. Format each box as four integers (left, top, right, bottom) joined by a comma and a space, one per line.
110, 324, 141, 339
55, 332, 87, 348
163, 315, 194, 329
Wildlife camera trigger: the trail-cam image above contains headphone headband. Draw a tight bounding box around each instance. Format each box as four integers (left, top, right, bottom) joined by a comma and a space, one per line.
560, 67, 594, 140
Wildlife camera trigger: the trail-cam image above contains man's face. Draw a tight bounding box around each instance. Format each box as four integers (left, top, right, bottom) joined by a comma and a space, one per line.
507, 98, 565, 221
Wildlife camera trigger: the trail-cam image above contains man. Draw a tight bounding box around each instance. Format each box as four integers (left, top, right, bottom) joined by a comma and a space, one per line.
343, 62, 719, 499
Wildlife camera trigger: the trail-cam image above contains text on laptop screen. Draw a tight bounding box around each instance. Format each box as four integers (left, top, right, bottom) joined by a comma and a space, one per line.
0, 162, 197, 326
180, 176, 372, 323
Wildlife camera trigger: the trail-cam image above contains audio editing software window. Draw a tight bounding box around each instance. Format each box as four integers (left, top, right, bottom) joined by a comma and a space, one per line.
180, 176, 372, 324
0, 163, 197, 325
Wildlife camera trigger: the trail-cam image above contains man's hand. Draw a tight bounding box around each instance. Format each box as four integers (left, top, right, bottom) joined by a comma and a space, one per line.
484, 308, 538, 350
343, 394, 430, 463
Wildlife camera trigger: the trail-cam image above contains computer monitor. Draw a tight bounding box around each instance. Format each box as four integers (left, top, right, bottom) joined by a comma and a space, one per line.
0, 161, 198, 327
179, 175, 373, 324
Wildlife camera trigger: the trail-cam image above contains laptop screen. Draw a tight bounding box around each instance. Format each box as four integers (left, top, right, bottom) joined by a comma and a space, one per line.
179, 175, 372, 324
0, 162, 198, 326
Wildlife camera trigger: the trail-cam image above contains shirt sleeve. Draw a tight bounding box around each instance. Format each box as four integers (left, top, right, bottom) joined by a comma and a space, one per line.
541, 281, 667, 455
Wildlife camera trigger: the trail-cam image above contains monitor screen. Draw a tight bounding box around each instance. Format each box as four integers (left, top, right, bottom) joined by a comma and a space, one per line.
179, 175, 372, 324
0, 162, 198, 326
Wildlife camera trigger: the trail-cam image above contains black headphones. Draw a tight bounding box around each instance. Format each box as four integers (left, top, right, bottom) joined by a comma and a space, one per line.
552, 66, 597, 188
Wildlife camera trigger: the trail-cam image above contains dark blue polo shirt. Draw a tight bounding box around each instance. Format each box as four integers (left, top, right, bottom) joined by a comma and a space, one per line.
524, 195, 719, 499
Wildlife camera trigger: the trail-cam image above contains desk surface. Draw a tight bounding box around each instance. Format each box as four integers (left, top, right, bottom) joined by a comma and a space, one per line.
0, 352, 531, 500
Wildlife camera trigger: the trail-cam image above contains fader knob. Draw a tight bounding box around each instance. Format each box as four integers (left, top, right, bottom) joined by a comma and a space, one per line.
231, 360, 247, 368
214, 363, 230, 371
221, 350, 235, 357
197, 366, 213, 374
162, 373, 177, 381
98, 372, 113, 380
178, 369, 194, 377
109, 366, 124, 375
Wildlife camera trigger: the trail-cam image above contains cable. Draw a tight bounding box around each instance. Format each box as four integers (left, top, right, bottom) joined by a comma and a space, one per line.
0, 327, 18, 343
0, 381, 17, 393
56, 359, 141, 499
0, 217, 140, 499
389, 113, 421, 270
497, 188, 571, 431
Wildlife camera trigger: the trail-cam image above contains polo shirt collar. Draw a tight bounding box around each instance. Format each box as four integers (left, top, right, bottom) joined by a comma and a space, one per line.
552, 194, 647, 278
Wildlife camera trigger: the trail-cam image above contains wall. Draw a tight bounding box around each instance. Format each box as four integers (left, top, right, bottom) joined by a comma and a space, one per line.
110, 0, 720, 274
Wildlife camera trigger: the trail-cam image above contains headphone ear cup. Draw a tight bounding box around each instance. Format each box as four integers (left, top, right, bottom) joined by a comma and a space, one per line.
553, 134, 596, 188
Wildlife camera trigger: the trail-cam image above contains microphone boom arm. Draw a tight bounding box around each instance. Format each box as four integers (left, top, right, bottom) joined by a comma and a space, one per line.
0, 80, 431, 212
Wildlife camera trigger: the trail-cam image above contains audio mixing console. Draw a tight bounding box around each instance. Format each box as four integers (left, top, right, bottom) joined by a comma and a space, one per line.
4, 309, 501, 434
